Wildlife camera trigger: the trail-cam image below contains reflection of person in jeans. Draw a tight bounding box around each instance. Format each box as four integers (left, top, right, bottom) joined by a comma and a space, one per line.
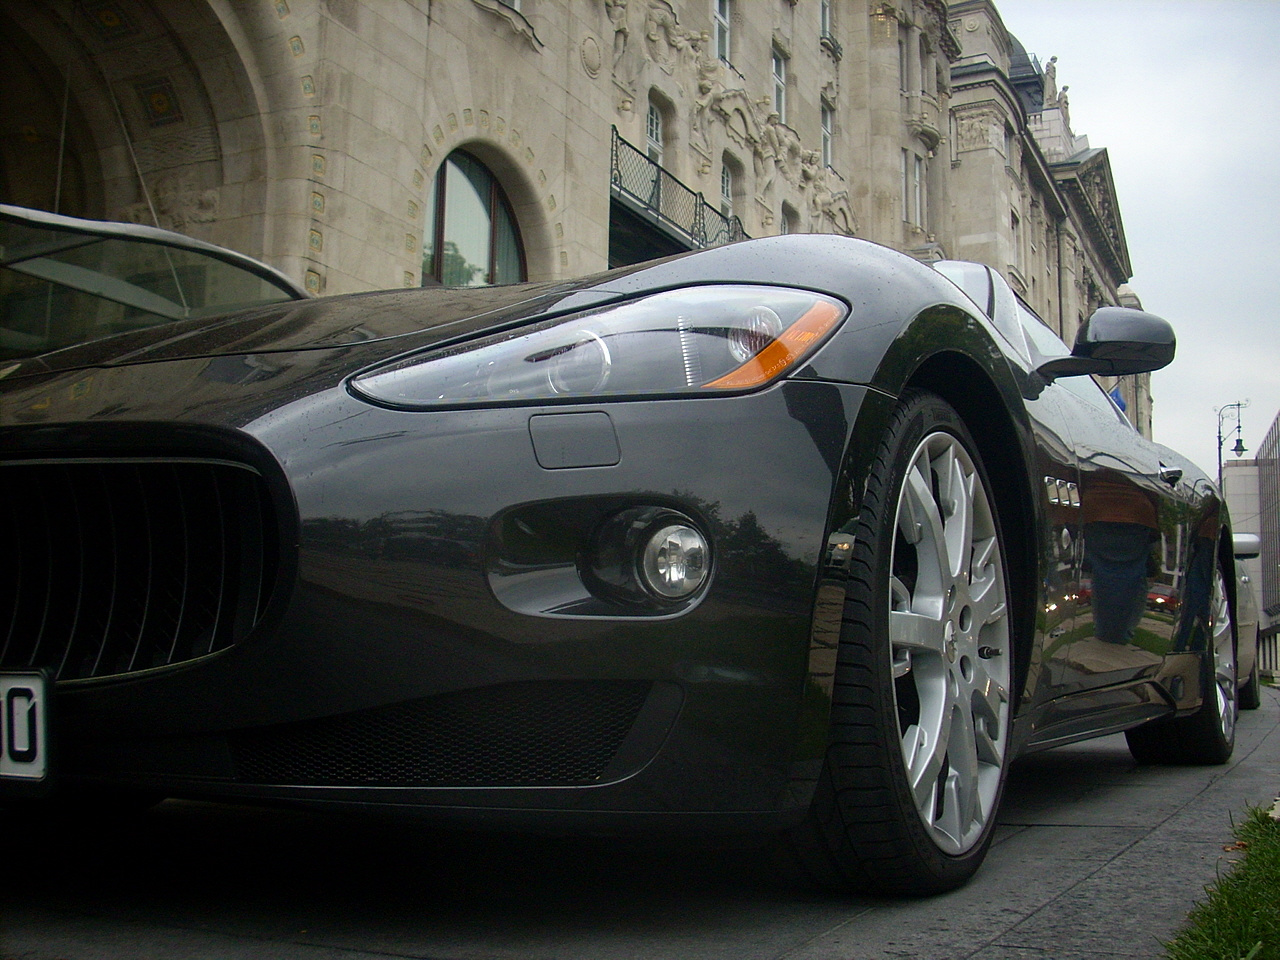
1080, 472, 1160, 645
1172, 509, 1219, 652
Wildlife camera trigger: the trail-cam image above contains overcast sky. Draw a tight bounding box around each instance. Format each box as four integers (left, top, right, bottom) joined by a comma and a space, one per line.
991, 0, 1280, 482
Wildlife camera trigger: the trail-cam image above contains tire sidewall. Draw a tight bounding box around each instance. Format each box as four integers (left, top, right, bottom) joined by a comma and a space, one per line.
830, 390, 1012, 890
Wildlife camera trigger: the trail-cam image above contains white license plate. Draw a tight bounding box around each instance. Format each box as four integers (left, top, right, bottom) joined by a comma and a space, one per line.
1, 672, 49, 787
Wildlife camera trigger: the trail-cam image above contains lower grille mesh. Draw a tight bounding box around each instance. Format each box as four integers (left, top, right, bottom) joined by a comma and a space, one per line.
230, 680, 652, 787
1, 458, 277, 681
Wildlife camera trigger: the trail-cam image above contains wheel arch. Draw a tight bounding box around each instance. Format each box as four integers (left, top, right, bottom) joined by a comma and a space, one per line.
904, 351, 1040, 710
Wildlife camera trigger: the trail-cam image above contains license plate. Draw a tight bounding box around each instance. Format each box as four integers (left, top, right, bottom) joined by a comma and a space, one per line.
1, 671, 51, 794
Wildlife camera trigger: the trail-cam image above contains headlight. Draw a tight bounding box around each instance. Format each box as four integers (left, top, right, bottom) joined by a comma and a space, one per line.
349, 285, 846, 408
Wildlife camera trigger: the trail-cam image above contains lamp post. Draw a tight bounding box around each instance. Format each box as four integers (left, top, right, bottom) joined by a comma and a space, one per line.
1216, 400, 1249, 490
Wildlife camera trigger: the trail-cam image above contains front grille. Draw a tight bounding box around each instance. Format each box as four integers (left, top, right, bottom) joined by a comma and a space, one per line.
230, 680, 653, 787
1, 458, 277, 681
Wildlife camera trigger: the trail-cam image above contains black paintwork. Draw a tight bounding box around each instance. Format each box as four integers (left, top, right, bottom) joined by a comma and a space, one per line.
0, 235, 1235, 827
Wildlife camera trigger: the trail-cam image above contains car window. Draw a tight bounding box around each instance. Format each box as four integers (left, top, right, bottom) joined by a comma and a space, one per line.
0, 204, 305, 360
1015, 302, 1070, 361
1057, 371, 1130, 425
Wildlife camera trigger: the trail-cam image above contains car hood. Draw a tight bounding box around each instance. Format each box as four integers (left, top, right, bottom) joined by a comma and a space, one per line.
0, 278, 629, 382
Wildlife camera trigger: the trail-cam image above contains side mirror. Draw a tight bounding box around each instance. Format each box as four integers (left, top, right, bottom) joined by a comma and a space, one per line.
1037, 306, 1176, 381
1234, 533, 1261, 560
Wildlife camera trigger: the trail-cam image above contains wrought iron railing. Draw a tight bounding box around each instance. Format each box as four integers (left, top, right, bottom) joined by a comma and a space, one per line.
610, 127, 746, 250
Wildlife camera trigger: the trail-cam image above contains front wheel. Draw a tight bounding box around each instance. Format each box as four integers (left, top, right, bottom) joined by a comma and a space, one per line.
788, 391, 1013, 895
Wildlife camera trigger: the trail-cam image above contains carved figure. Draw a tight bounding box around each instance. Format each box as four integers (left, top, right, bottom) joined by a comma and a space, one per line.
692, 72, 725, 154
606, 0, 629, 68
644, 2, 679, 72
1043, 55, 1058, 104
753, 112, 783, 201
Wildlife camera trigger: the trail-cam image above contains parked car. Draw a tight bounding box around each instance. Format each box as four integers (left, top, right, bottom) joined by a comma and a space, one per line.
1146, 583, 1180, 613
0, 234, 1254, 895
0, 203, 306, 361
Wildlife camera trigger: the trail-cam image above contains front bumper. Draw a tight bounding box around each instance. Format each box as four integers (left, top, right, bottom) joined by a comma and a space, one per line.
7, 372, 871, 824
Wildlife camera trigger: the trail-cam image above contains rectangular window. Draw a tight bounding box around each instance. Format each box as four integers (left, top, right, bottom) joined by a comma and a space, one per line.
714, 0, 731, 63
902, 150, 925, 226
772, 50, 787, 123
821, 103, 834, 168
914, 154, 925, 227
820, 0, 831, 36
1011, 210, 1022, 269
646, 102, 663, 165
721, 163, 733, 218
918, 36, 929, 96
901, 150, 909, 222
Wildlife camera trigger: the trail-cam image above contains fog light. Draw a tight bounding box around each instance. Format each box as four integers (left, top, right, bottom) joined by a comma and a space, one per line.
640, 524, 708, 600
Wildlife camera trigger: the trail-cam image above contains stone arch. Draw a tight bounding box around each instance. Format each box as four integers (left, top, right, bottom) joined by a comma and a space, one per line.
0, 1, 278, 258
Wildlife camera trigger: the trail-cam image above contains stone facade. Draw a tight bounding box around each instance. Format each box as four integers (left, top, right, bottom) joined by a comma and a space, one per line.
0, 0, 1152, 432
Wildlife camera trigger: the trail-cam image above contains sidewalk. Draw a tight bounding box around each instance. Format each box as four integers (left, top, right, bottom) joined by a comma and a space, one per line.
2, 689, 1277, 960
782, 685, 1280, 960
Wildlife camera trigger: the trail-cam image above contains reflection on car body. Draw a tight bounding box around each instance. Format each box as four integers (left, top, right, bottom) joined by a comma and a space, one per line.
0, 234, 1258, 896
0, 203, 306, 360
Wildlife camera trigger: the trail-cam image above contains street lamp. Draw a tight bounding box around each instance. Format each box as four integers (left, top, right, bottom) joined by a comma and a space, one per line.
1216, 399, 1250, 490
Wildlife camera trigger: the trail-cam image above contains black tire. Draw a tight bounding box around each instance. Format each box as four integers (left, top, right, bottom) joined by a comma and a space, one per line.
786, 390, 1014, 895
1239, 639, 1262, 711
1126, 561, 1237, 765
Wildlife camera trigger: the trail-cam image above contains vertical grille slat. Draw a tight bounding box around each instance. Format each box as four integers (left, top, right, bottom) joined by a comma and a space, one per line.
207, 466, 229, 656
124, 464, 154, 675
93, 465, 123, 676
56, 468, 88, 680
1, 458, 278, 682
165, 464, 192, 666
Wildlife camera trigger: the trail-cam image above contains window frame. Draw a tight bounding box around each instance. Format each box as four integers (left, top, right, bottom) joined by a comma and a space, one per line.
646, 101, 664, 165
714, 0, 732, 63
772, 49, 788, 123
820, 101, 834, 169
423, 150, 527, 287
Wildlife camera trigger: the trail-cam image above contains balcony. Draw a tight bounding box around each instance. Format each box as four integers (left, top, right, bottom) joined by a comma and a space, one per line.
609, 127, 747, 256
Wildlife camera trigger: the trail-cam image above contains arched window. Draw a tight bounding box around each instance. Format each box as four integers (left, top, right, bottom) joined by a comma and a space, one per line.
422, 151, 525, 286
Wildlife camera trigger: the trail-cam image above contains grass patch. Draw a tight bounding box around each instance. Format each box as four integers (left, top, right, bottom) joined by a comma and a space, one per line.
1164, 805, 1280, 960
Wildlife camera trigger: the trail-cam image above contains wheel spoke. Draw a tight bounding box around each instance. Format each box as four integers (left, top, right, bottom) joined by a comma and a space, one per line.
935, 446, 975, 581
906, 714, 951, 818
940, 704, 981, 841
890, 609, 946, 653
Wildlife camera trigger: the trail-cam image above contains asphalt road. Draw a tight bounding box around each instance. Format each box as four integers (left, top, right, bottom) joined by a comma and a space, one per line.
4, 688, 1278, 960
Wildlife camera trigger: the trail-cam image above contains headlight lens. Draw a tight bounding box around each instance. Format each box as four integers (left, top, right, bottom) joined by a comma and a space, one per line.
349, 285, 846, 408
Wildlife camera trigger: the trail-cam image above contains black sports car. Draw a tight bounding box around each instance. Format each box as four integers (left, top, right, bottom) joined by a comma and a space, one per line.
0, 235, 1257, 895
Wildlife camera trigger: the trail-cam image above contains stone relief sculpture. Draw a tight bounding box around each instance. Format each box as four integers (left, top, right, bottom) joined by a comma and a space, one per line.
606, 0, 629, 68
608, 0, 856, 236
643, 1, 682, 74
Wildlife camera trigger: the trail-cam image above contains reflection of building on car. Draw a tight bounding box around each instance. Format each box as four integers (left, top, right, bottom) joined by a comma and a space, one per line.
0, 203, 306, 360
0, 236, 1260, 898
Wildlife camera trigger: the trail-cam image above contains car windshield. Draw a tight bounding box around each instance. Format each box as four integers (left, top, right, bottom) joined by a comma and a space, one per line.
0, 205, 305, 360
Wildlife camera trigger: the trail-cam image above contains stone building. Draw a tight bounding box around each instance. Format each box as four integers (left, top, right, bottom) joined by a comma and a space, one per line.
0, 0, 1151, 432
1226, 410, 1280, 651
